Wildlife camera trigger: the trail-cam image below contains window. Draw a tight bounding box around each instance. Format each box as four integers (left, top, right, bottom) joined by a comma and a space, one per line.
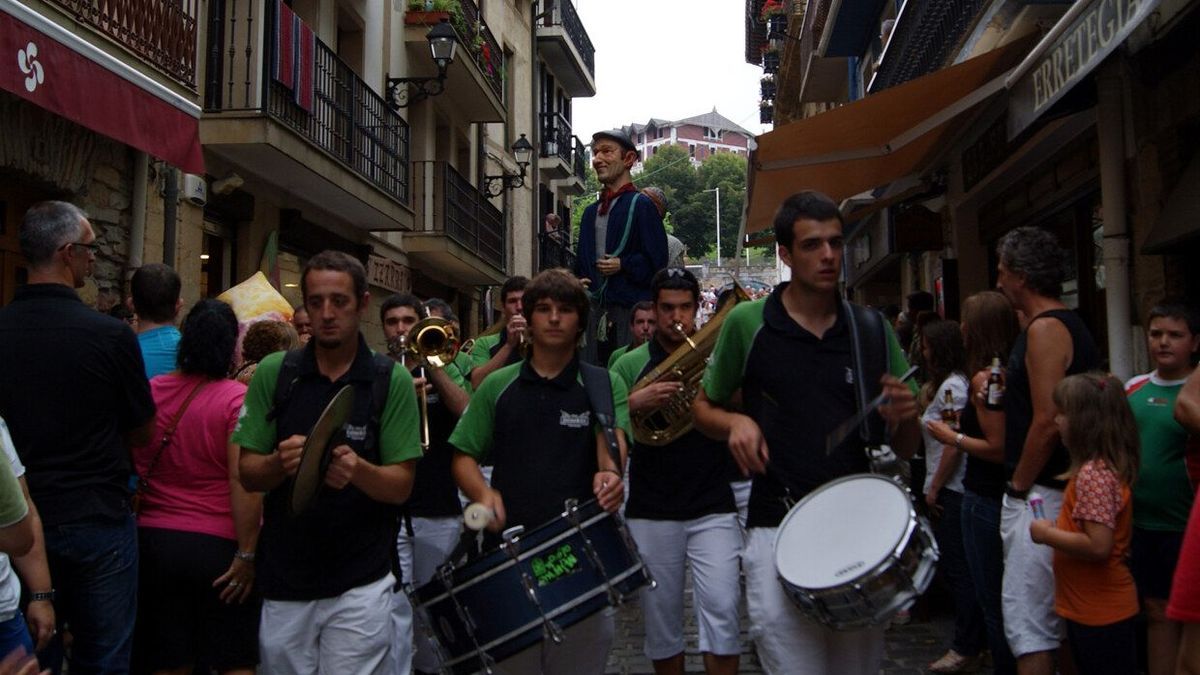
689, 144, 695, 157
704, 126, 721, 141
709, 145, 716, 155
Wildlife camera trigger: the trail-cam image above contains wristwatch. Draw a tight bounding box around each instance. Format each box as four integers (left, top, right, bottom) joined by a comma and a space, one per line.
1005, 481, 1030, 500
954, 433, 965, 449
30, 589, 54, 603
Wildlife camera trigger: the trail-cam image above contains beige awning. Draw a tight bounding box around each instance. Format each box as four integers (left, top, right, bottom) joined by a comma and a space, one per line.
744, 36, 1032, 235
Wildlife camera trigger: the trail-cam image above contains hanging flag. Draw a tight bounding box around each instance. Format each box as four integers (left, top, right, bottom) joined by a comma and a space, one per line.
271, 0, 315, 114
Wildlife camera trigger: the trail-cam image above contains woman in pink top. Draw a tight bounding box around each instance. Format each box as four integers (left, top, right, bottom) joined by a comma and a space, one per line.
130, 299, 263, 675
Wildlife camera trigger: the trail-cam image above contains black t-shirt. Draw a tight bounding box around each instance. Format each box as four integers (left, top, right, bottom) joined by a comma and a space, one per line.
960, 403, 1004, 499
620, 339, 736, 521
1004, 309, 1099, 489
0, 281, 154, 523
404, 364, 463, 518
0, 284, 156, 526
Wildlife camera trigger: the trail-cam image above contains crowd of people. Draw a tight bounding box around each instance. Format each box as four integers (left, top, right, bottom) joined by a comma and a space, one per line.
0, 125, 1193, 675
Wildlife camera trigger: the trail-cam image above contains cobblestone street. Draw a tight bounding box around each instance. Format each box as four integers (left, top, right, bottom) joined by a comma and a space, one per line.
604, 573, 953, 674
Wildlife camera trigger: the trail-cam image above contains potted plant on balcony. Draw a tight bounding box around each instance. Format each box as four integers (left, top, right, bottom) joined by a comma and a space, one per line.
761, 46, 780, 74
760, 0, 789, 33
760, 75, 776, 101
406, 0, 455, 26
760, 101, 774, 125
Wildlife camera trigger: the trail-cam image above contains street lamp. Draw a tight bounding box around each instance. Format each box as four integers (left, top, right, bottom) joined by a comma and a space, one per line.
385, 20, 458, 110
483, 134, 534, 197
704, 187, 721, 267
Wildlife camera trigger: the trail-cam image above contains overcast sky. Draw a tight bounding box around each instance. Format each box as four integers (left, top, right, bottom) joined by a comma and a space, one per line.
571, 0, 770, 140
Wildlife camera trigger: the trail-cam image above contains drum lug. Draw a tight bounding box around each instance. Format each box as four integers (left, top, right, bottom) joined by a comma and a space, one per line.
433, 561, 495, 674
502, 529, 566, 646
565, 499, 624, 606
501, 525, 526, 552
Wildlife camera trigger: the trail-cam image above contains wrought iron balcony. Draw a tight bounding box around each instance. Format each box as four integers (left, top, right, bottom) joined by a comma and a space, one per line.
571, 135, 587, 181
538, 231, 576, 273
869, 0, 988, 93
536, 0, 596, 97
402, 0, 505, 121
539, 112, 573, 178
455, 0, 505, 102
204, 0, 410, 206
408, 161, 507, 280
46, 0, 199, 87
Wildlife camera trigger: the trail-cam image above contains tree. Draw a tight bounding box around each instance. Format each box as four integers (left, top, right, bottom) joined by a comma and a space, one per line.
673, 152, 747, 262
569, 166, 601, 245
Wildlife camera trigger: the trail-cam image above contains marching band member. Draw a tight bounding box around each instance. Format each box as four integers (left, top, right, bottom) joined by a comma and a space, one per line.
449, 269, 629, 675
379, 294, 470, 675
693, 192, 919, 674
234, 251, 421, 674
611, 268, 741, 675
424, 298, 475, 392
468, 276, 529, 390
606, 300, 656, 369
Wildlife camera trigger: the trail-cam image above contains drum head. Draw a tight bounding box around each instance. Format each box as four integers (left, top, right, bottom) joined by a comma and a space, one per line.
290, 385, 355, 516
775, 474, 912, 590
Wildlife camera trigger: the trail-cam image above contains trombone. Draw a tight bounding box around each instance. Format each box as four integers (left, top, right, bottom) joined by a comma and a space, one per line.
388, 314, 461, 452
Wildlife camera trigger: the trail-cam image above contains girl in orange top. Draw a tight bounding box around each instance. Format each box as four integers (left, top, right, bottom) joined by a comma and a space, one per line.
1030, 371, 1140, 675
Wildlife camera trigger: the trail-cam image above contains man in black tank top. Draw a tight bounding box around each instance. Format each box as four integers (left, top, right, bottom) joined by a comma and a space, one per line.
992, 226, 1099, 674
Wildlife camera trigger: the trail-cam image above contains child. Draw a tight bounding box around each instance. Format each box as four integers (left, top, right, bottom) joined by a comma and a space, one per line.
1030, 372, 1140, 675
1126, 303, 1200, 675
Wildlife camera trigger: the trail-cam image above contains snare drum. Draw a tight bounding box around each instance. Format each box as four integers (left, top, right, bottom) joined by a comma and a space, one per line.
411, 499, 651, 674
774, 473, 937, 630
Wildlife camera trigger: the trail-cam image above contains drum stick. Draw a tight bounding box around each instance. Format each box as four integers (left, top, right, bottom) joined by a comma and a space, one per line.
464, 502, 494, 531
824, 365, 919, 455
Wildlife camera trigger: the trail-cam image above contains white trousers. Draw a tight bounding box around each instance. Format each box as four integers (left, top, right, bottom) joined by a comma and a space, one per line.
744, 528, 885, 675
1000, 487, 1065, 657
392, 515, 463, 674
627, 513, 743, 660
260, 573, 396, 675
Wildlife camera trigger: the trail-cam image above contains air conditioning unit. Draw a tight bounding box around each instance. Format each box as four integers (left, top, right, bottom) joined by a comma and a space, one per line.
182, 173, 207, 207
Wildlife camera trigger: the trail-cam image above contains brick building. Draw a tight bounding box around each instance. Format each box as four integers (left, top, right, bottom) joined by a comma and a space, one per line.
623, 109, 755, 171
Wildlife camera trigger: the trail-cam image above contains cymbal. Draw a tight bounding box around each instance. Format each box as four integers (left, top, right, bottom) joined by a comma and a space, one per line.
290, 385, 355, 516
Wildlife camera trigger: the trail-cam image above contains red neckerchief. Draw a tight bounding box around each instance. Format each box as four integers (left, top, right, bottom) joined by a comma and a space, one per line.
597, 183, 636, 216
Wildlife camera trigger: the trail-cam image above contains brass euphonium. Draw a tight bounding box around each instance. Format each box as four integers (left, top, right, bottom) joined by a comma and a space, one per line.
629, 282, 752, 446
388, 315, 461, 451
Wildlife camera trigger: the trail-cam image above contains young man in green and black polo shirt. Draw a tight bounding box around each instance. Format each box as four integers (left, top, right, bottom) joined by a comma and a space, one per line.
379, 292, 471, 675
612, 268, 741, 675
450, 269, 629, 675
468, 275, 529, 390
694, 191, 919, 675
606, 300, 656, 369
234, 251, 421, 674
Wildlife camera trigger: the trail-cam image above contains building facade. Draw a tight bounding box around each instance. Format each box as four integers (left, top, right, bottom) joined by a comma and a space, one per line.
624, 110, 755, 171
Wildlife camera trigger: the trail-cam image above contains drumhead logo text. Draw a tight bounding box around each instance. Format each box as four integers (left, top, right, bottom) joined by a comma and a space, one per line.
835, 560, 866, 577
559, 410, 591, 428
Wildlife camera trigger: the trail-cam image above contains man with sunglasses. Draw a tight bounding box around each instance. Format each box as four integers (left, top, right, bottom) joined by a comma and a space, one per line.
0, 201, 156, 673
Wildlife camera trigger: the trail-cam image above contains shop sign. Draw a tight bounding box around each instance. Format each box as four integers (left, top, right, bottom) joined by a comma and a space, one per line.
1008, 0, 1161, 139
368, 254, 410, 293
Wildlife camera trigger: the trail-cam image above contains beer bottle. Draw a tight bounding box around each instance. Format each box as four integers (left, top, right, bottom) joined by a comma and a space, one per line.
985, 356, 1005, 410
941, 388, 959, 430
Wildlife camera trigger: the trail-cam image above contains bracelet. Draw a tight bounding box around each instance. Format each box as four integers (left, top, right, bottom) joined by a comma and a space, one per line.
29, 590, 54, 603
954, 433, 965, 449
234, 550, 256, 563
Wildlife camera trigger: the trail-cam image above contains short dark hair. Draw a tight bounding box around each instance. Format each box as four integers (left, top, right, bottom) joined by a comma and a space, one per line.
301, 250, 367, 301
379, 293, 423, 324
241, 320, 299, 364
130, 263, 182, 323
630, 300, 654, 322
651, 267, 700, 304
906, 291, 934, 314
424, 297, 456, 322
293, 304, 308, 316
521, 269, 589, 332
501, 276, 529, 301
1148, 301, 1200, 336
772, 191, 843, 249
177, 299, 239, 378
20, 201, 87, 266
996, 227, 1066, 299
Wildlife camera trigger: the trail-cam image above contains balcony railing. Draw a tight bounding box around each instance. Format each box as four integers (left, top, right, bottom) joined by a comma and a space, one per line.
412, 161, 505, 272
869, 0, 988, 93
540, 0, 595, 78
46, 0, 199, 87
540, 112, 573, 166
539, 231, 576, 273
571, 136, 587, 181
456, 0, 505, 101
205, 0, 409, 204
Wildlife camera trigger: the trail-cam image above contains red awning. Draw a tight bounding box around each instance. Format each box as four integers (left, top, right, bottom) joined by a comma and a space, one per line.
0, 1, 204, 174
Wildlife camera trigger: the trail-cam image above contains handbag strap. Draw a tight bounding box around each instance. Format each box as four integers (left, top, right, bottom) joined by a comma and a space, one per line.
141, 380, 209, 484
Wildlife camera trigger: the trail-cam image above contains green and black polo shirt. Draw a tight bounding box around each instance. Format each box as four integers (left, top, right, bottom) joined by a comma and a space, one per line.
449, 355, 631, 533
701, 284, 911, 529
612, 339, 736, 521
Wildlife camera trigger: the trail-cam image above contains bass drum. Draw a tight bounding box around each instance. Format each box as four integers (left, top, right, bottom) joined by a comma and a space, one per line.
411, 499, 651, 674
774, 473, 937, 630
